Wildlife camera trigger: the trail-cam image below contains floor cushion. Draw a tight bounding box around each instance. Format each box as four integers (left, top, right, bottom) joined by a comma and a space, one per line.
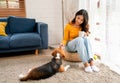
64, 49, 82, 62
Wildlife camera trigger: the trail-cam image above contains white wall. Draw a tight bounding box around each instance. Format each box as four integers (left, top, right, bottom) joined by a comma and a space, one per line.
63, 0, 79, 26
25, 0, 63, 46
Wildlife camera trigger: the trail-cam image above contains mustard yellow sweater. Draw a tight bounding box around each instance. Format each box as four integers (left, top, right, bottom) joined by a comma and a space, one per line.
62, 23, 82, 45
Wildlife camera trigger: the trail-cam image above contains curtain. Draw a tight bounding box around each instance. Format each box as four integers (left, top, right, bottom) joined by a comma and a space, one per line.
78, 0, 120, 74
105, 0, 120, 74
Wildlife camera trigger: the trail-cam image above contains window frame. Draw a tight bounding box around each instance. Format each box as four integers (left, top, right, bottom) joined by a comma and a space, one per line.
0, 0, 26, 17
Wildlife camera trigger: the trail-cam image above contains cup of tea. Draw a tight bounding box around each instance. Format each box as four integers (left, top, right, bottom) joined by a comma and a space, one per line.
79, 31, 85, 37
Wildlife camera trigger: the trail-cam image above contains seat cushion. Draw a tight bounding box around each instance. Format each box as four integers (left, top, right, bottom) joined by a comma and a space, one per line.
10, 33, 41, 48
0, 35, 10, 49
8, 16, 35, 33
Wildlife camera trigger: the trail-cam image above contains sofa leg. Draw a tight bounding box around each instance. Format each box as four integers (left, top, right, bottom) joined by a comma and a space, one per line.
35, 49, 39, 55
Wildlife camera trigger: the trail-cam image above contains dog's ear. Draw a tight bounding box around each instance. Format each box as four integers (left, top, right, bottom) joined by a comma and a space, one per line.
57, 48, 66, 58
52, 47, 66, 58
51, 49, 57, 56
60, 51, 66, 58
55, 46, 66, 58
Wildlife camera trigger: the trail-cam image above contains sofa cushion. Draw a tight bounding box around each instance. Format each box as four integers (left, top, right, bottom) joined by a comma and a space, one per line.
0, 35, 10, 49
8, 16, 35, 33
10, 33, 41, 48
0, 22, 7, 36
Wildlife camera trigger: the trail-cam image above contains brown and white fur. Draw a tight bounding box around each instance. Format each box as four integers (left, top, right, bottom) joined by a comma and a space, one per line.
19, 47, 70, 81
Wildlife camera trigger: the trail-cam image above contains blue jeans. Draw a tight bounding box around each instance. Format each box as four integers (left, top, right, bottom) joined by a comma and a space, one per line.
65, 37, 93, 63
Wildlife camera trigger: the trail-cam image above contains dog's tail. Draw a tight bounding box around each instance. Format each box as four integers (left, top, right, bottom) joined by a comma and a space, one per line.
19, 74, 29, 81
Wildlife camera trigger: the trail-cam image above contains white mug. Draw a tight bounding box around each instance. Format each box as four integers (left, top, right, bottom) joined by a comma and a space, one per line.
79, 31, 85, 37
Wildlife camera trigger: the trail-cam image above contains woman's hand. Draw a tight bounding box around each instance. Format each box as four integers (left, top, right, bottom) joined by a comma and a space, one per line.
84, 32, 90, 36
59, 43, 65, 49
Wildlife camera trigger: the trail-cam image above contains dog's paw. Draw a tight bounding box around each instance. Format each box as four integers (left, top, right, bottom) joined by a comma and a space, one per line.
19, 74, 24, 78
28, 68, 32, 73
66, 65, 70, 68
64, 65, 70, 71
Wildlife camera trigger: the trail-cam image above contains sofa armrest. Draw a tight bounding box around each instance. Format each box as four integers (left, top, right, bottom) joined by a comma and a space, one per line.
36, 22, 48, 49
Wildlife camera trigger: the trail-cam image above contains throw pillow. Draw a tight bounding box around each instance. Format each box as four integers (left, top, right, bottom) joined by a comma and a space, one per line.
0, 22, 7, 36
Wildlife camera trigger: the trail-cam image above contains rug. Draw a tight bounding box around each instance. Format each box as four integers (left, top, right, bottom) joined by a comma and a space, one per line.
0, 49, 120, 83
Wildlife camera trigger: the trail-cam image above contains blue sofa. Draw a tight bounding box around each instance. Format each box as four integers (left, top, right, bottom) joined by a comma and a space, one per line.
0, 16, 48, 54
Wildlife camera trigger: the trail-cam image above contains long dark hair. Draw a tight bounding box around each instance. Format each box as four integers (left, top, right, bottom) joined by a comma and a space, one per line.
71, 9, 89, 32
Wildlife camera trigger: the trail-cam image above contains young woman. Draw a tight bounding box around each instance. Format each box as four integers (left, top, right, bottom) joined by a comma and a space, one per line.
60, 9, 99, 73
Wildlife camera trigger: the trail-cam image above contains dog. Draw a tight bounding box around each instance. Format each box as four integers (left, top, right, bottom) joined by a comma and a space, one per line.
19, 47, 70, 81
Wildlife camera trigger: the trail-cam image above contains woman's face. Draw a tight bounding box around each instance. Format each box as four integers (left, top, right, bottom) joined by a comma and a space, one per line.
75, 15, 84, 26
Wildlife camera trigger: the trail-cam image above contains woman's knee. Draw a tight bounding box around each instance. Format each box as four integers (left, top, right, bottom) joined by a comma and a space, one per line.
77, 37, 84, 43
83, 37, 90, 40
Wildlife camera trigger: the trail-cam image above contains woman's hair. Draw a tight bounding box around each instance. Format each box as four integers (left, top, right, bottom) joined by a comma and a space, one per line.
71, 9, 89, 32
